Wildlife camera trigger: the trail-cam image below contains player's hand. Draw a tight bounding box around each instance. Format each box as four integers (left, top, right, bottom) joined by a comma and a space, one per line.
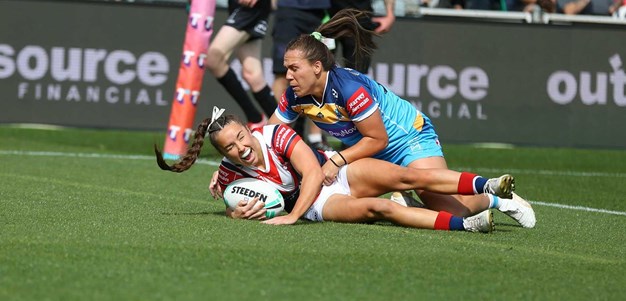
232, 198, 267, 220
262, 214, 298, 225
321, 160, 339, 186
208, 171, 223, 199
373, 15, 395, 34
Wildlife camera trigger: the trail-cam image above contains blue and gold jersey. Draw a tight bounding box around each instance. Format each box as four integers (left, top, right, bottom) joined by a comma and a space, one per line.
276, 66, 431, 163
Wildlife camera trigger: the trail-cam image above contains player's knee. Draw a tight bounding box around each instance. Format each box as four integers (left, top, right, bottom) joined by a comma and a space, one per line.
401, 169, 432, 188
206, 48, 226, 71
241, 67, 263, 86
369, 200, 395, 219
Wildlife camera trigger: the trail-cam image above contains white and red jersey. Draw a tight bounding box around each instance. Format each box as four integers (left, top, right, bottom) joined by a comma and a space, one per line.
216, 124, 303, 210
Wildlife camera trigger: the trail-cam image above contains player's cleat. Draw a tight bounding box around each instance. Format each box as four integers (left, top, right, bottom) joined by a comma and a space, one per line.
484, 174, 515, 199
247, 115, 267, 132
463, 210, 494, 233
390, 192, 408, 207
499, 192, 536, 228
390, 191, 425, 208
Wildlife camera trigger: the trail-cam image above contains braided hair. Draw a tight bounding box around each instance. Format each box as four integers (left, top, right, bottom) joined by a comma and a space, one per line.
154, 111, 244, 172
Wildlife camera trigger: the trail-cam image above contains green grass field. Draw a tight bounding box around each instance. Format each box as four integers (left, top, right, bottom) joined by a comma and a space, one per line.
1, 126, 625, 301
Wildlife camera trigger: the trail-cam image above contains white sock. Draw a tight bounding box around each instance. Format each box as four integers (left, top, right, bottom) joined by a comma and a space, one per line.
487, 194, 502, 209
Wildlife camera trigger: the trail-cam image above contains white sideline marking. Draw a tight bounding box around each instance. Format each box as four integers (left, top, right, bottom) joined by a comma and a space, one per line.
529, 201, 626, 216
2, 150, 626, 217
2, 151, 624, 178
0, 150, 221, 166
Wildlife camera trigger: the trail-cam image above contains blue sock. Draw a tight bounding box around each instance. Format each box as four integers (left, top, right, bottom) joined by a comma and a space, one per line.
474, 177, 488, 194
450, 216, 464, 230
489, 195, 500, 209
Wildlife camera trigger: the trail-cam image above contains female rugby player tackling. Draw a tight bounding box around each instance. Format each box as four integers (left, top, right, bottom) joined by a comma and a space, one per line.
267, 9, 535, 228
156, 108, 521, 233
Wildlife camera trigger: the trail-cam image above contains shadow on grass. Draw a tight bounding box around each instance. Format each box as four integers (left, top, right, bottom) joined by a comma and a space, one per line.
160, 211, 317, 226
494, 222, 524, 232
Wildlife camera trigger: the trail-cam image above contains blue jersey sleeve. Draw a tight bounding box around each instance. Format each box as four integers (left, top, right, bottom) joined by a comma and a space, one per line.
275, 88, 299, 123
333, 69, 379, 122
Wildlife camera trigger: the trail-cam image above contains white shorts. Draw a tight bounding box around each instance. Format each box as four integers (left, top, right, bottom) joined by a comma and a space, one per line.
302, 164, 351, 222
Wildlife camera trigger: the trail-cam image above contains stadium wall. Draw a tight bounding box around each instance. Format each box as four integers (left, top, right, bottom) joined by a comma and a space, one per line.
1, 0, 625, 149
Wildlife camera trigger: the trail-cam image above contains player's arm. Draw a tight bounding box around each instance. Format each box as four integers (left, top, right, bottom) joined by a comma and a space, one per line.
213, 162, 266, 220
321, 108, 388, 186
268, 90, 298, 126
344, 109, 389, 162
263, 140, 324, 225
321, 82, 389, 184
208, 170, 223, 199
268, 112, 287, 125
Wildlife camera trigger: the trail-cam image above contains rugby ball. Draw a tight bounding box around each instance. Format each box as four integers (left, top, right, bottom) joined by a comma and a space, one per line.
223, 178, 285, 218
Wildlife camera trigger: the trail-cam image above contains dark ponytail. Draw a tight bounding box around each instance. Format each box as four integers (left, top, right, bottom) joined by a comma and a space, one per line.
285, 8, 378, 71
154, 114, 244, 172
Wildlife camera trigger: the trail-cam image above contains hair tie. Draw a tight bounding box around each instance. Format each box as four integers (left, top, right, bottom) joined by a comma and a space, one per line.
210, 106, 225, 125
207, 106, 225, 135
310, 31, 336, 50
310, 31, 323, 41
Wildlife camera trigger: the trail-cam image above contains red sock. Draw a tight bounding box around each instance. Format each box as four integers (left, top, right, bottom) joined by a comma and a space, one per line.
457, 172, 477, 195
434, 211, 453, 230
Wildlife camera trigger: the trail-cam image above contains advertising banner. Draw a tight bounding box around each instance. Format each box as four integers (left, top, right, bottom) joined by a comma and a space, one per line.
0, 0, 242, 131
1, 0, 624, 149
369, 20, 626, 149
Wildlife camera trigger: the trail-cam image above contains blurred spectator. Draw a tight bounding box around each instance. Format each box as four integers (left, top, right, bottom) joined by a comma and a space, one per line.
609, 0, 626, 17
461, 0, 622, 13
205, 0, 276, 130
531, 0, 560, 12
529, 0, 620, 14
441, 0, 526, 11
556, 0, 614, 14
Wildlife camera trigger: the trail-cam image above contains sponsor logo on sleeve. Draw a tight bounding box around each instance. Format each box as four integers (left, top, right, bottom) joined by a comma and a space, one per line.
279, 93, 289, 112
346, 86, 373, 116
274, 126, 291, 153
218, 166, 242, 185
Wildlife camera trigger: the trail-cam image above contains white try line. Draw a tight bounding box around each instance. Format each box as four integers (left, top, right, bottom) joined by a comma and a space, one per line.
2, 150, 626, 217
530, 201, 626, 216
0, 150, 221, 166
